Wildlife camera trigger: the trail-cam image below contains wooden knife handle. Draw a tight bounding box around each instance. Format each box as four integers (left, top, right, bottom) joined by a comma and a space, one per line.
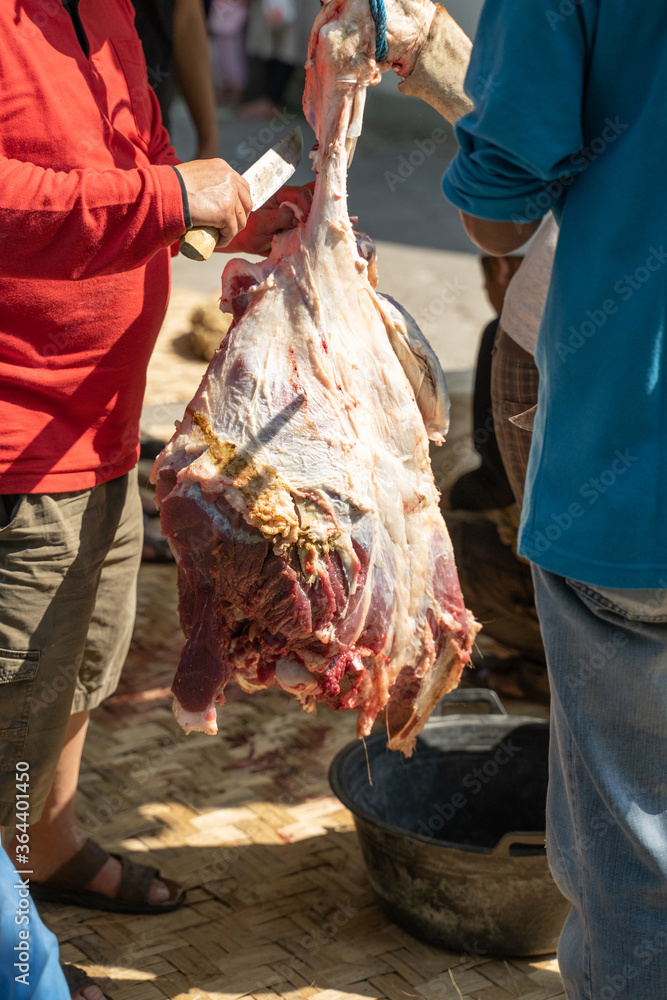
179, 226, 220, 261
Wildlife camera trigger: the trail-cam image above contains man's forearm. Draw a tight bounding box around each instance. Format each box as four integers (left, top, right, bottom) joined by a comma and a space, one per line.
398, 5, 473, 125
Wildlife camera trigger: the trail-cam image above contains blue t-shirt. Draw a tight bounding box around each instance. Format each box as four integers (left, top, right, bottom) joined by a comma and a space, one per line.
443, 0, 667, 589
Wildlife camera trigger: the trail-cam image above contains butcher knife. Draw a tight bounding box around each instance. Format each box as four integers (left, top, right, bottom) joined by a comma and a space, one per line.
179, 126, 304, 262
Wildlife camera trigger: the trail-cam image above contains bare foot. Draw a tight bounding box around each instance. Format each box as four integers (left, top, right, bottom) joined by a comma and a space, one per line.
72, 987, 105, 1000
61, 963, 107, 1000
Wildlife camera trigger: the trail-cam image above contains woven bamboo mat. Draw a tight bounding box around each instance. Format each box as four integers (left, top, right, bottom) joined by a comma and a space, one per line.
39, 563, 566, 1000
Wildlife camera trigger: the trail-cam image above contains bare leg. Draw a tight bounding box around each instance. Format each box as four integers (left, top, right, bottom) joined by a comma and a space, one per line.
5, 710, 169, 902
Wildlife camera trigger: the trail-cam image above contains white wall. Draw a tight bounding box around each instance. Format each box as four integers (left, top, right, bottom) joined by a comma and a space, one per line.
368, 0, 486, 118
440, 0, 485, 40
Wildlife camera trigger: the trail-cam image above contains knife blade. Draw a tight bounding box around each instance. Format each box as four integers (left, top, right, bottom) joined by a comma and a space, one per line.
179, 126, 304, 262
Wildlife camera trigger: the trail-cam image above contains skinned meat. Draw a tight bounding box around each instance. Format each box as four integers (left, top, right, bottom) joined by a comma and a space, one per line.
151, 0, 479, 754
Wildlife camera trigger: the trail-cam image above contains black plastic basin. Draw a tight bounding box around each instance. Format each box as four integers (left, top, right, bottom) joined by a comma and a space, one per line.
329, 690, 570, 956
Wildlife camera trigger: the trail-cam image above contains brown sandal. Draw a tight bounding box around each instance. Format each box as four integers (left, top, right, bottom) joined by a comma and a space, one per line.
61, 963, 112, 999
31, 839, 186, 914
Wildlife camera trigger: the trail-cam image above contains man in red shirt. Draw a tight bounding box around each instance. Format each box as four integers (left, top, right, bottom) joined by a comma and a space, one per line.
0, 0, 307, 929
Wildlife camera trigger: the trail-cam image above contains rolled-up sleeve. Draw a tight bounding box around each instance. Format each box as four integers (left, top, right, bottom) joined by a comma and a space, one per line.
443, 0, 598, 223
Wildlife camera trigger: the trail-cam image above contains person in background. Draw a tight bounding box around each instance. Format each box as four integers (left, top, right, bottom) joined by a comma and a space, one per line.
133, 0, 219, 157
241, 0, 320, 118
491, 216, 557, 506
444, 255, 522, 513
456, 217, 559, 700
443, 254, 549, 703
209, 0, 250, 108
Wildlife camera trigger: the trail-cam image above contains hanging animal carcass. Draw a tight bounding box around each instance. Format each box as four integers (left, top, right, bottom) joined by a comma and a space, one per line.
151, 0, 479, 754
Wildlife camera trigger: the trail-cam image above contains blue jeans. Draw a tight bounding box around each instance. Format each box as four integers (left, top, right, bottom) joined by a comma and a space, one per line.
0, 846, 69, 999
532, 567, 667, 999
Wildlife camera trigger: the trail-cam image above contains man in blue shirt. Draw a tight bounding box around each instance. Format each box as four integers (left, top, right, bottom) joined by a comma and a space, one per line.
386, 0, 667, 994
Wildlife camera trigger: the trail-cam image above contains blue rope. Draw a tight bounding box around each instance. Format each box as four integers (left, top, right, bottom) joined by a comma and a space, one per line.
369, 0, 388, 62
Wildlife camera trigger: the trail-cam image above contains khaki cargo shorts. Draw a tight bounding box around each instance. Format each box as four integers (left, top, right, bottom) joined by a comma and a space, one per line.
0, 469, 142, 827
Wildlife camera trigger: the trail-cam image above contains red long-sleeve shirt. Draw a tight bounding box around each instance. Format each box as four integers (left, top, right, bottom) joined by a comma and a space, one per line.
0, 0, 187, 492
